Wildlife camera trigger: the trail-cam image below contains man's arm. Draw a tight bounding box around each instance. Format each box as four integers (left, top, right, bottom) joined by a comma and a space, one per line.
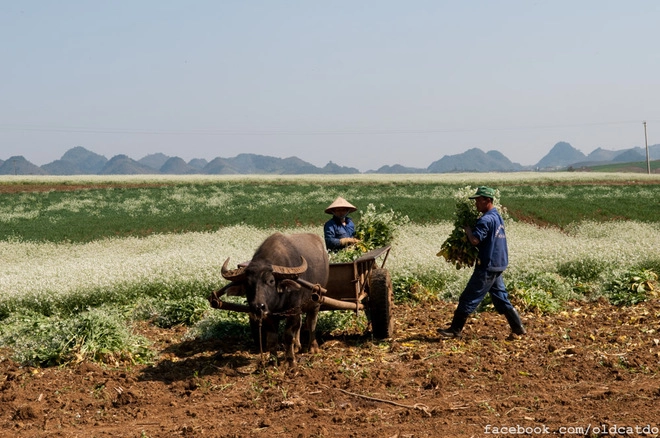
464, 225, 480, 246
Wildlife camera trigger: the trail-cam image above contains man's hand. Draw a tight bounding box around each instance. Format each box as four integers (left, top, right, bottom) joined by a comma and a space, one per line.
340, 237, 360, 246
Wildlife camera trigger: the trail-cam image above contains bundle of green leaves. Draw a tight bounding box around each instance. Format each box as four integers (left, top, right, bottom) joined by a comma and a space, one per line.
329, 203, 409, 263
437, 186, 507, 269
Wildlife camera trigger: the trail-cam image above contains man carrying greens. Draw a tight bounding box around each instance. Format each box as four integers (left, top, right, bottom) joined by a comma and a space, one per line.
437, 186, 526, 338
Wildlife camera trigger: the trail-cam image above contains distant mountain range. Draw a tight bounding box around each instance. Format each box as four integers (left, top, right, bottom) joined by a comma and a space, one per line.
1, 142, 659, 175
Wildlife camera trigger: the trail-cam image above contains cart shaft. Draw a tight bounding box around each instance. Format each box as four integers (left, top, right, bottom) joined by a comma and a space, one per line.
311, 293, 363, 311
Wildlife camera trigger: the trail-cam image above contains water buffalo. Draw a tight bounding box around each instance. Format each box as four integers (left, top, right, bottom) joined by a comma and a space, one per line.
214, 232, 329, 365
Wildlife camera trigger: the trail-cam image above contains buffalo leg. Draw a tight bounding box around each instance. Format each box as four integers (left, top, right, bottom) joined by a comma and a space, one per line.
284, 315, 302, 365
304, 309, 320, 354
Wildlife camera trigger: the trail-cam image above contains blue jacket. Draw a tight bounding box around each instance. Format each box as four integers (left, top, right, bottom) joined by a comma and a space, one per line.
324, 216, 355, 250
471, 208, 508, 272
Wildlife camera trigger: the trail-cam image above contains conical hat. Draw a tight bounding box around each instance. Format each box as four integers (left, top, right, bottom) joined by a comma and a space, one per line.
325, 196, 357, 214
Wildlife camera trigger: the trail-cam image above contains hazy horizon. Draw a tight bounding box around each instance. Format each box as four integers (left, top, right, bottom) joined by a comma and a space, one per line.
5, 140, 659, 173
2, 1, 658, 172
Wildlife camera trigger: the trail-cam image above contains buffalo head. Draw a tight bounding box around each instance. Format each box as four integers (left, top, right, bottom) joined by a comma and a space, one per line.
220, 256, 308, 316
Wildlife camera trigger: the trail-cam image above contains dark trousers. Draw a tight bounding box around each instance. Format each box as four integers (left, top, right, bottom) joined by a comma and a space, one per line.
456, 268, 514, 315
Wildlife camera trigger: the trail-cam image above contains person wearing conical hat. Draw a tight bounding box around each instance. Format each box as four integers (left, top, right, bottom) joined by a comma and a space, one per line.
323, 196, 360, 251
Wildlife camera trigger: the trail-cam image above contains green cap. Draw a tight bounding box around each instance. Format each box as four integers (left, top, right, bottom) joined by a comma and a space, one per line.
469, 186, 496, 199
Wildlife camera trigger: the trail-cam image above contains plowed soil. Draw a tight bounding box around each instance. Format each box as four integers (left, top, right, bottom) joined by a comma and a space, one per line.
2, 297, 660, 438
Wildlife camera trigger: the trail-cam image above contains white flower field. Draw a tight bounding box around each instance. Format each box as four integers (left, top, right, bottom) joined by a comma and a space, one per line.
0, 172, 659, 364
1, 220, 657, 311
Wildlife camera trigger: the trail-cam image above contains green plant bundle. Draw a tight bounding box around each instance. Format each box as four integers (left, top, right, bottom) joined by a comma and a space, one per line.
354, 203, 410, 249
329, 203, 409, 263
437, 186, 507, 269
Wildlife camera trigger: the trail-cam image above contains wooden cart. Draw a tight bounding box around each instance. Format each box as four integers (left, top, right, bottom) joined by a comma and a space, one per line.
311, 246, 393, 339
211, 246, 394, 339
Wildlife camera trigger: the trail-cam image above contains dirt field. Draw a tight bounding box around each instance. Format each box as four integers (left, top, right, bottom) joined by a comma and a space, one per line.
2, 297, 659, 438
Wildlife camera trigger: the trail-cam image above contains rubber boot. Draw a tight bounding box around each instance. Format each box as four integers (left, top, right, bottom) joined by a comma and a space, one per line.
504, 308, 526, 335
437, 311, 469, 338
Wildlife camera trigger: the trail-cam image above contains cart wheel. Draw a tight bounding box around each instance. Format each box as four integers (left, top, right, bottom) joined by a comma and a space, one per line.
368, 268, 394, 339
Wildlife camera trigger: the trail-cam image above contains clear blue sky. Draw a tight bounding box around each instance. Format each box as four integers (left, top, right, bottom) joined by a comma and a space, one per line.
1, 1, 658, 171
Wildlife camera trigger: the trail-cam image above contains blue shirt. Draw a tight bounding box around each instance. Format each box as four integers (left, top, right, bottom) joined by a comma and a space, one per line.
324, 216, 355, 250
471, 207, 508, 272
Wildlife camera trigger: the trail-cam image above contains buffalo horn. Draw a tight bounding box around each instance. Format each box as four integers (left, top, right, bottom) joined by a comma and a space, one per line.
221, 258, 247, 281
272, 256, 308, 278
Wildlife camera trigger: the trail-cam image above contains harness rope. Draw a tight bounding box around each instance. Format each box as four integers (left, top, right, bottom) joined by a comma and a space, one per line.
257, 317, 266, 365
